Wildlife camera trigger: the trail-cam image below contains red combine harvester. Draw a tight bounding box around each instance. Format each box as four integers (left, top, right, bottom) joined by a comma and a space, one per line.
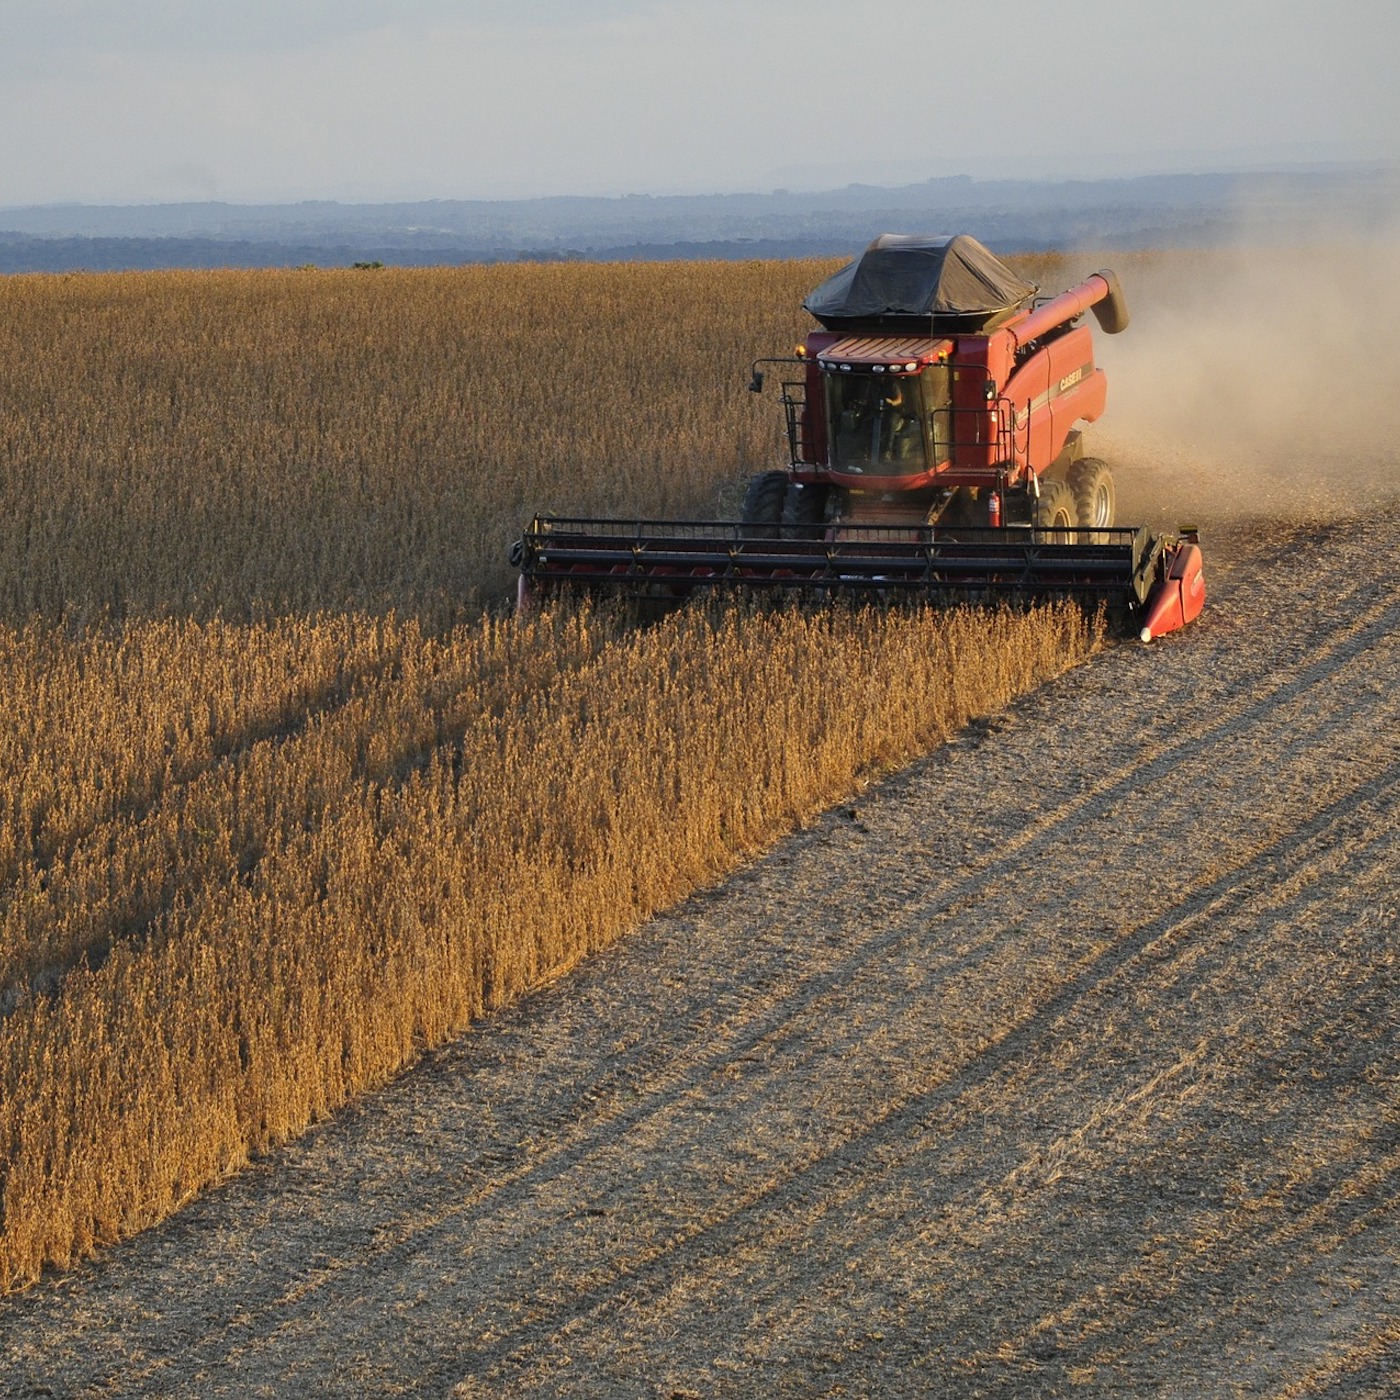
512, 235, 1205, 640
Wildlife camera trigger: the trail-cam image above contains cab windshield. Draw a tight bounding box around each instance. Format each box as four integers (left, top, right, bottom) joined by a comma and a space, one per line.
825, 367, 951, 475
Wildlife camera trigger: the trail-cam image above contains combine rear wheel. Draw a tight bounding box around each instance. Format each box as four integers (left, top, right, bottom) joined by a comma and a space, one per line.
1068, 456, 1115, 534
740, 471, 788, 537
1033, 478, 1077, 534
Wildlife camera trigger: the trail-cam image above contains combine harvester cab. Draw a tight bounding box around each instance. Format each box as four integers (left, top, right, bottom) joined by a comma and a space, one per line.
512, 234, 1204, 640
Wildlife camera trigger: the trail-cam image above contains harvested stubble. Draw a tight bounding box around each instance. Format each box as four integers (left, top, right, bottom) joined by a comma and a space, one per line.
0, 255, 1091, 1288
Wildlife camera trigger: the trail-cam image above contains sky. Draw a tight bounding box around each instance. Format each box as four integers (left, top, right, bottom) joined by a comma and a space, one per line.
1, 0, 1398, 207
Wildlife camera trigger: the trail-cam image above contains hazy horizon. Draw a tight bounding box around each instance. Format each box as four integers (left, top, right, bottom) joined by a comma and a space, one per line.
3, 151, 1397, 216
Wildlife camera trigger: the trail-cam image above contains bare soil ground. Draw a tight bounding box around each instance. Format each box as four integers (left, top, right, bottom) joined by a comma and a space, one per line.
4, 494, 1400, 1398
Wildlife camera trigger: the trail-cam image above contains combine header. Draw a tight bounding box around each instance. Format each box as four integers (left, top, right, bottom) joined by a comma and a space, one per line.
511, 234, 1204, 640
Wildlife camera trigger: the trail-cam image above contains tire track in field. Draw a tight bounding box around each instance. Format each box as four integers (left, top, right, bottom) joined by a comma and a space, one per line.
935, 856, 1400, 1385
1276, 1319, 1400, 1400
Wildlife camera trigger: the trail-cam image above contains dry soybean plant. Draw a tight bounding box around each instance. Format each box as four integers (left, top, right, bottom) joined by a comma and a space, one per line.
0, 260, 828, 623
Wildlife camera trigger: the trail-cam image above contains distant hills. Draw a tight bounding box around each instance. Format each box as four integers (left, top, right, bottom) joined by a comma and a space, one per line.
1, 164, 1394, 273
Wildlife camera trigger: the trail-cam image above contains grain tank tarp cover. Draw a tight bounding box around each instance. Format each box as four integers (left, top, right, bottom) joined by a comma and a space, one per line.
804, 234, 1037, 330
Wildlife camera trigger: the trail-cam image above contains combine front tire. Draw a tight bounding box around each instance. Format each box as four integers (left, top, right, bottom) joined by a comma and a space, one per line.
740, 471, 788, 537
783, 483, 829, 537
1068, 457, 1115, 534
1033, 478, 1077, 534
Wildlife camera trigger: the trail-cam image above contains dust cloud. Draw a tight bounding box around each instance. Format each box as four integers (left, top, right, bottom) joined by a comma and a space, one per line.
1089, 201, 1400, 533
